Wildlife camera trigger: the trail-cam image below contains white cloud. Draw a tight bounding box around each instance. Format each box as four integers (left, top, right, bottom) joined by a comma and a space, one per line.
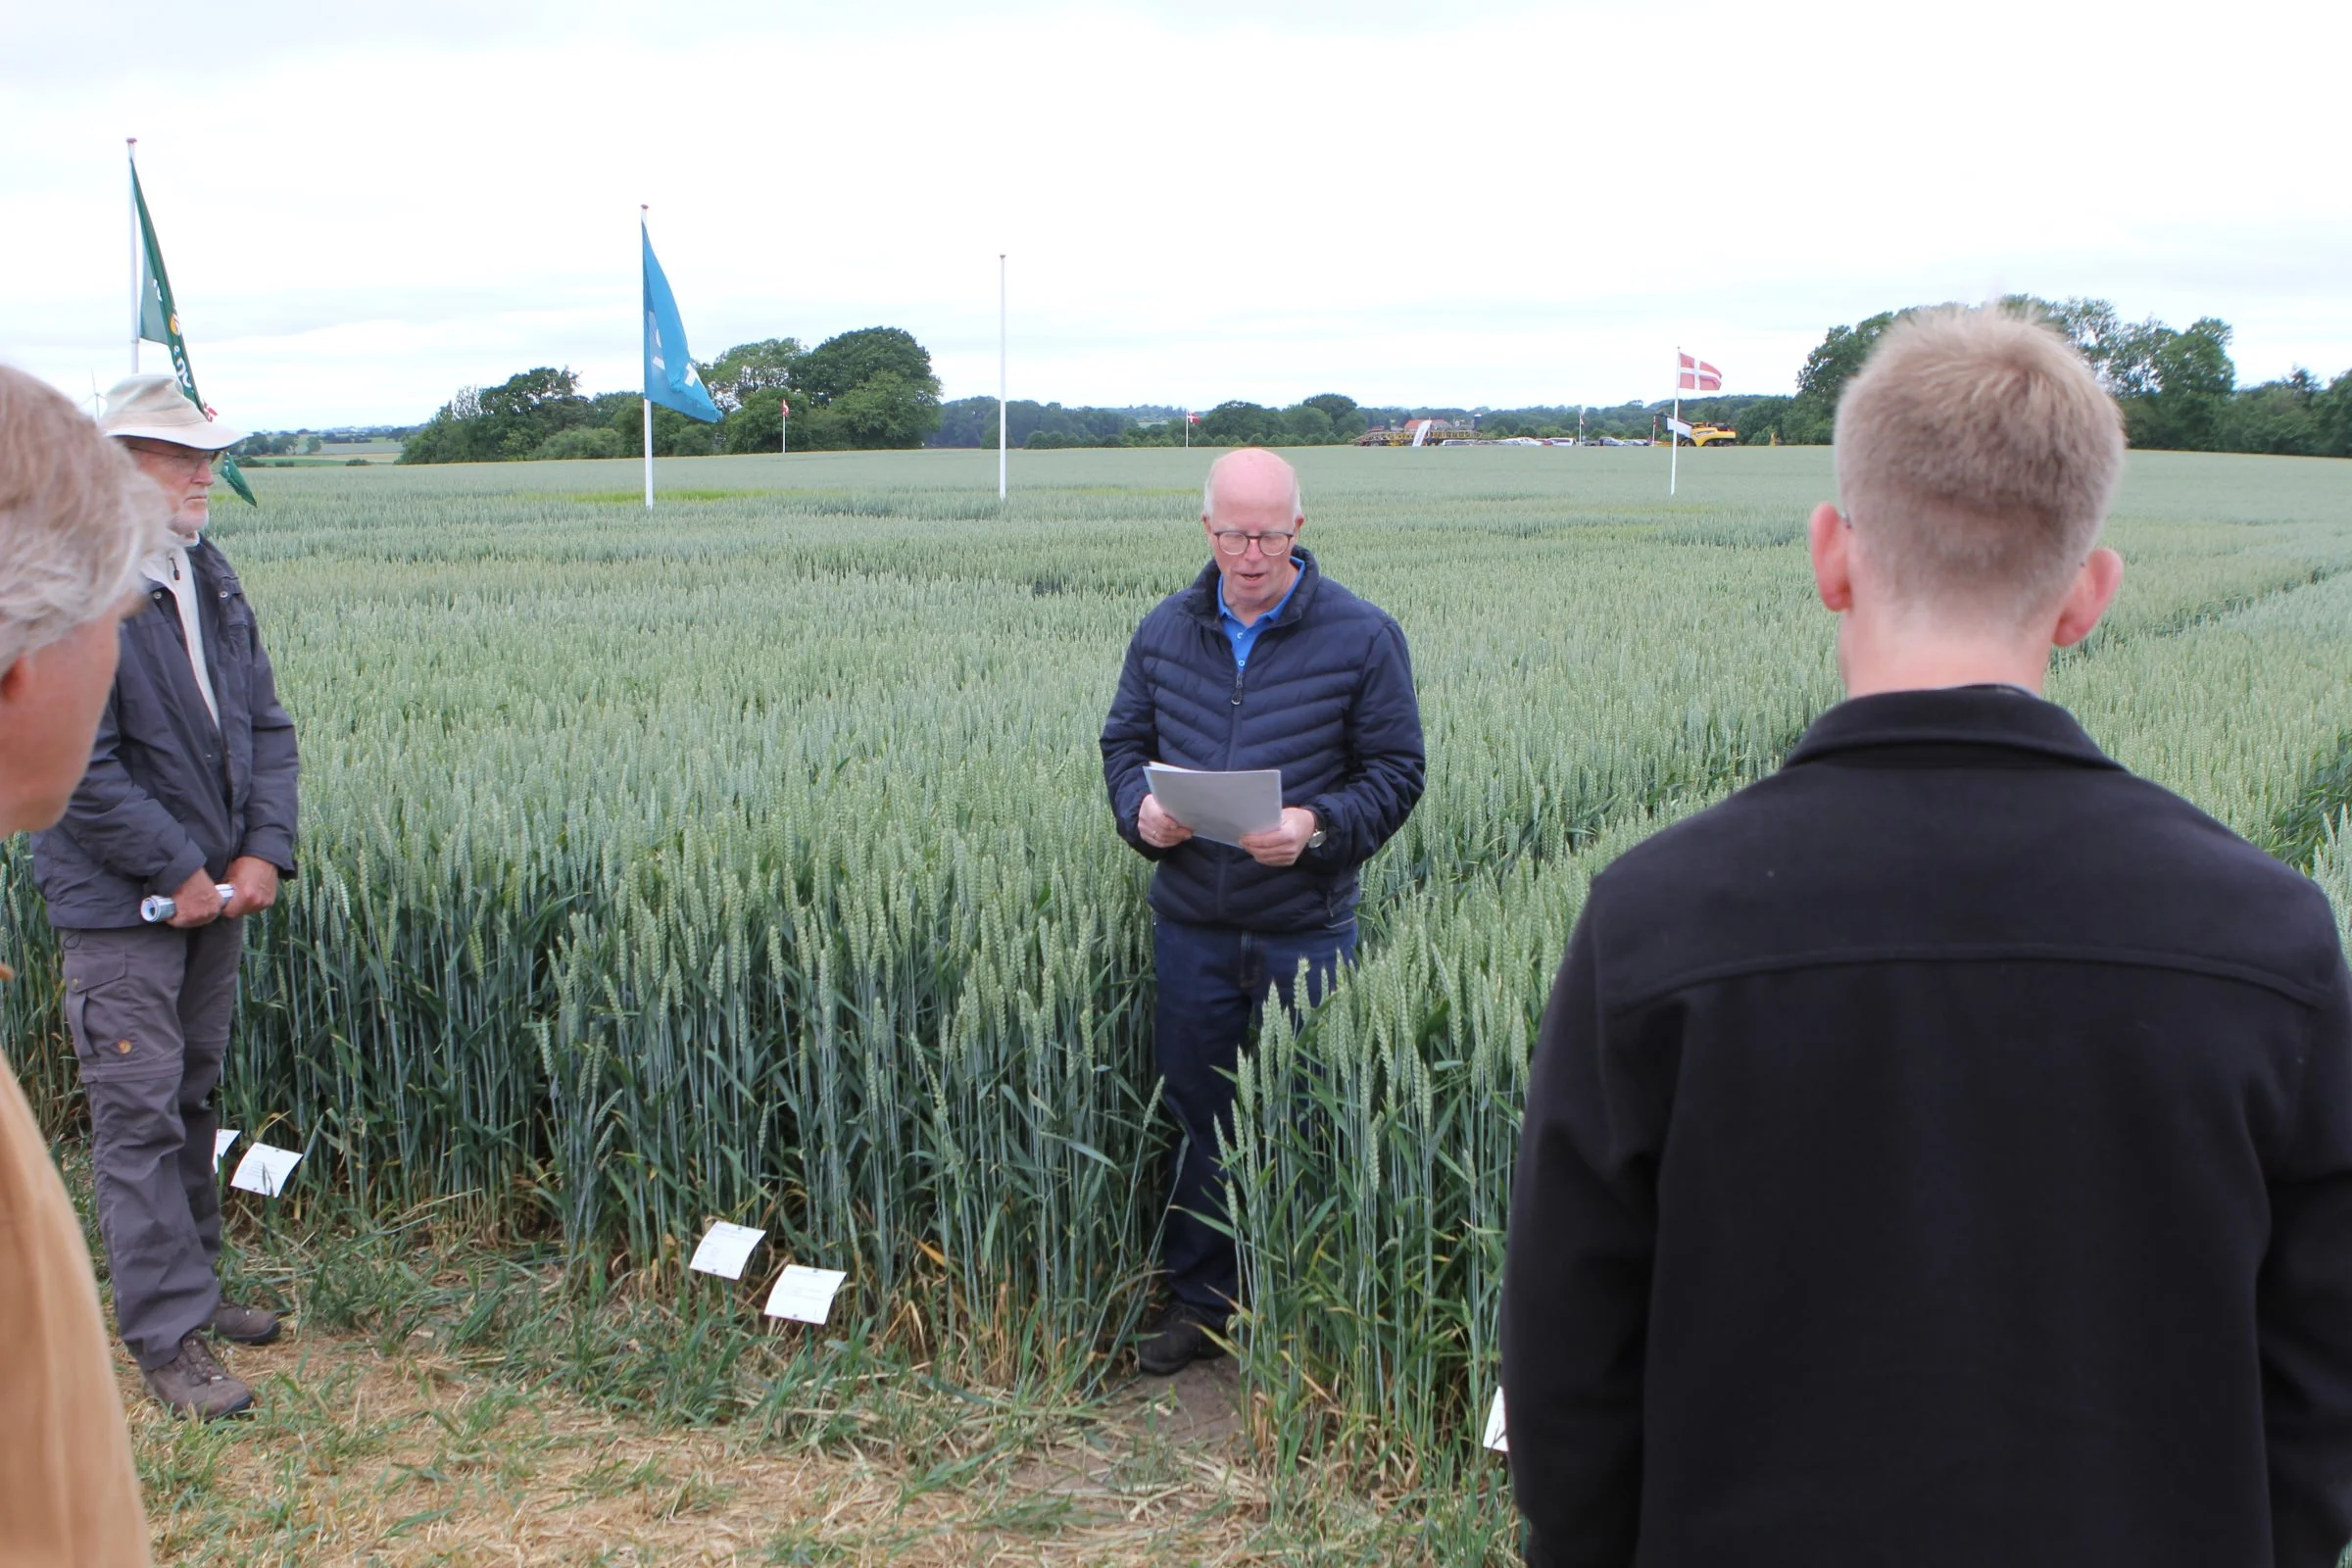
4, 0, 2347, 428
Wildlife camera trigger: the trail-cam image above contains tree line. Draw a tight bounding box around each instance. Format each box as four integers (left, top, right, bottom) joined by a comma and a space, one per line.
392, 299, 2352, 465
1740, 297, 2352, 456
397, 326, 945, 464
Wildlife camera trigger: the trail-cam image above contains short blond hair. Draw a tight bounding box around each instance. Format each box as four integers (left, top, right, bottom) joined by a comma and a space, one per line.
1836, 307, 2125, 624
0, 367, 166, 670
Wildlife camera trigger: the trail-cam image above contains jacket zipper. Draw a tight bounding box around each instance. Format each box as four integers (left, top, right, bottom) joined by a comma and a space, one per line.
1214, 628, 1246, 922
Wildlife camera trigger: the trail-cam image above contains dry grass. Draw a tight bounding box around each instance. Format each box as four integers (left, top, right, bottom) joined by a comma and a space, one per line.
121, 1326, 1333, 1567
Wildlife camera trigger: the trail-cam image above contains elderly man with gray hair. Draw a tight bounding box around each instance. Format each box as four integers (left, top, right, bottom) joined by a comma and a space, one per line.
1102, 447, 1425, 1374
31, 373, 300, 1420
0, 364, 163, 1561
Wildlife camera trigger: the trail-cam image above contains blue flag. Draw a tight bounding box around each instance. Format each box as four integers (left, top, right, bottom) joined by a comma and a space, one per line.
642, 223, 720, 423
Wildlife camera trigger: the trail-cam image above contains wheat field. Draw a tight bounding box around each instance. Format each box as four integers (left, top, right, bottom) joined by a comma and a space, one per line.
4, 443, 2347, 1498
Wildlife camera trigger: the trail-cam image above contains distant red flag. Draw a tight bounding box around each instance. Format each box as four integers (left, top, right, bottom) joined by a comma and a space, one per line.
1677, 352, 1723, 393
1186, 412, 1200, 423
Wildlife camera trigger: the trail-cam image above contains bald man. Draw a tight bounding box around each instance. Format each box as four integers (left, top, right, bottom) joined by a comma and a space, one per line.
1102, 448, 1425, 1374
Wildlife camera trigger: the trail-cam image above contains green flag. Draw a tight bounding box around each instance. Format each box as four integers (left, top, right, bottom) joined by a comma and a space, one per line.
132, 162, 256, 506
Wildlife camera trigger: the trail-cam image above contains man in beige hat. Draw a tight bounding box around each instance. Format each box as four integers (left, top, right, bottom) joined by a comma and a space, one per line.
31, 373, 300, 1419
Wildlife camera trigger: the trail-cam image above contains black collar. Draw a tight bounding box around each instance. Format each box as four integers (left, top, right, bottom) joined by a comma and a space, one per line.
1788, 687, 2122, 770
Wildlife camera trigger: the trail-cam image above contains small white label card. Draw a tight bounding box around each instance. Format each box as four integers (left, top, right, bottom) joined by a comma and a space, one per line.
229, 1143, 303, 1198
764, 1265, 849, 1324
1482, 1388, 1509, 1453
214, 1129, 240, 1171
688, 1222, 766, 1280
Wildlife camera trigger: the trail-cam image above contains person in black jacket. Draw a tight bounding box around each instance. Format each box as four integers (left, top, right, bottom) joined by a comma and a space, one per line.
1102, 447, 1425, 1374
1501, 308, 2352, 1567
31, 375, 300, 1421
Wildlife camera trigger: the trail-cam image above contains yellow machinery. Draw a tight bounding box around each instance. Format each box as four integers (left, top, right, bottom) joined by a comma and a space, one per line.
1688, 422, 1740, 448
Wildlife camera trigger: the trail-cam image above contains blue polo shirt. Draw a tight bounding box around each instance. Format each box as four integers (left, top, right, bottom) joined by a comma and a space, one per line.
1218, 560, 1303, 672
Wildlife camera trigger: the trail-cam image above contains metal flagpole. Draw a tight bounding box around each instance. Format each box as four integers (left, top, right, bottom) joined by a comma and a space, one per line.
642, 206, 654, 510
1670, 349, 1681, 498
1006, 251, 1015, 500
127, 138, 140, 375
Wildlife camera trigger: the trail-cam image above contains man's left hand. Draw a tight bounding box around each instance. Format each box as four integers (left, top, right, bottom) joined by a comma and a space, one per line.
1238, 808, 1318, 868
222, 856, 280, 918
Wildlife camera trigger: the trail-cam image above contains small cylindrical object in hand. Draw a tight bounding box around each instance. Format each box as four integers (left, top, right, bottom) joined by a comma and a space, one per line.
139, 883, 239, 924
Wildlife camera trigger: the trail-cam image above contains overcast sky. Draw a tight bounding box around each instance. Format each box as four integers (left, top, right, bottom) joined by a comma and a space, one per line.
6, 0, 2347, 430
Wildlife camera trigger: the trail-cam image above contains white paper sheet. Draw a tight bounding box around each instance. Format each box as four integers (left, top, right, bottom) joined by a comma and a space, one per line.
763, 1265, 849, 1324
689, 1221, 766, 1279
1143, 763, 1283, 849
214, 1129, 240, 1171
229, 1143, 303, 1198
1482, 1388, 1509, 1453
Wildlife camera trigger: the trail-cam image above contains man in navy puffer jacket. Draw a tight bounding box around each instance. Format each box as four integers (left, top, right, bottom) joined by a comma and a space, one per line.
1102, 447, 1424, 1374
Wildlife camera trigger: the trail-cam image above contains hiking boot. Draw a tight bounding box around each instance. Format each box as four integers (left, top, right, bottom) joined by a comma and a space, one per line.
144, 1332, 254, 1420
1136, 1302, 1228, 1377
210, 1301, 281, 1346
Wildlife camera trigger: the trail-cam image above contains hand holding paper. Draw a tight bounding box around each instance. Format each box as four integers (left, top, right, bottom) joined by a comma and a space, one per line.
1143, 763, 1282, 850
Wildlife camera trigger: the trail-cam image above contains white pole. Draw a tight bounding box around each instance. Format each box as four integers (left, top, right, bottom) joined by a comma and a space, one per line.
1006, 255, 1015, 503
1669, 349, 1681, 498
127, 138, 140, 376
641, 206, 655, 508
780, 404, 788, 457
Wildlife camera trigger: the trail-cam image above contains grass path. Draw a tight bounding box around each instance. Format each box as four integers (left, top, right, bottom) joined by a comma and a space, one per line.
127, 1325, 1274, 1566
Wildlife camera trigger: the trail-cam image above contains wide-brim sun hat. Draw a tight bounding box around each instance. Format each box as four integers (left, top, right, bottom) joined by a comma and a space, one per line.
98, 373, 245, 451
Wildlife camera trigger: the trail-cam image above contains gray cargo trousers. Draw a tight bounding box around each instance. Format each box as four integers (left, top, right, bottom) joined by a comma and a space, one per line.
58, 919, 243, 1370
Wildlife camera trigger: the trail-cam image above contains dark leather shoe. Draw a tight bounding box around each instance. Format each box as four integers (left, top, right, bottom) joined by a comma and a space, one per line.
144, 1333, 254, 1420
210, 1301, 281, 1346
1136, 1303, 1228, 1376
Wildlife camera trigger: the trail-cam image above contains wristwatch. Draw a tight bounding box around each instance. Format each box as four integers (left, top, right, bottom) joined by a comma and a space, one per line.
1305, 825, 1327, 851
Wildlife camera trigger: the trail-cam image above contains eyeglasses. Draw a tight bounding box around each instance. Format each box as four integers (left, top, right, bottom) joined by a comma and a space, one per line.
121, 440, 220, 473
1211, 529, 1296, 558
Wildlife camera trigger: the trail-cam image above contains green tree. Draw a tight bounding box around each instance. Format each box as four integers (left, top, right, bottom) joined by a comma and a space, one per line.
2318, 368, 2352, 459
701, 338, 803, 412
1299, 393, 1367, 441
720, 387, 792, 454
2219, 370, 2323, 457
828, 370, 940, 449
1781, 311, 1907, 444
533, 426, 625, 461
796, 327, 940, 404
2113, 317, 2234, 451
1200, 401, 1279, 446
1283, 406, 1336, 445
1736, 396, 1792, 444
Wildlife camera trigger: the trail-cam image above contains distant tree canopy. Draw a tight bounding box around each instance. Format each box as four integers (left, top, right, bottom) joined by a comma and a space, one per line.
397, 325, 944, 464
1745, 297, 2352, 457
927, 393, 1369, 450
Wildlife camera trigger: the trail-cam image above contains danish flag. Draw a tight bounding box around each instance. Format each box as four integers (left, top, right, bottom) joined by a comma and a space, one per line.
1678, 353, 1722, 393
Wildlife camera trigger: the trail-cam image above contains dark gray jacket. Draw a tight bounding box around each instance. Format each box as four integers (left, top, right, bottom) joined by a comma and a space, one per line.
1101, 549, 1424, 933
33, 537, 299, 929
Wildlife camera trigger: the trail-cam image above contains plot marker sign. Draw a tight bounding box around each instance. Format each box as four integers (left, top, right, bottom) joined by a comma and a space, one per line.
764, 1266, 849, 1324
1482, 1389, 1509, 1453
689, 1222, 766, 1280
214, 1129, 240, 1171
229, 1144, 303, 1198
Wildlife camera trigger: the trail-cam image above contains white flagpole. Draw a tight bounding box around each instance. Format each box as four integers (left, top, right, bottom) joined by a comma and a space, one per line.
642, 205, 654, 510
1670, 348, 1681, 498
127, 138, 140, 376
1006, 255, 1015, 503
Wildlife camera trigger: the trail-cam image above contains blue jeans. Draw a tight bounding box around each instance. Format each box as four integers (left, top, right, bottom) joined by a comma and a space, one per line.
1152, 915, 1356, 1314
